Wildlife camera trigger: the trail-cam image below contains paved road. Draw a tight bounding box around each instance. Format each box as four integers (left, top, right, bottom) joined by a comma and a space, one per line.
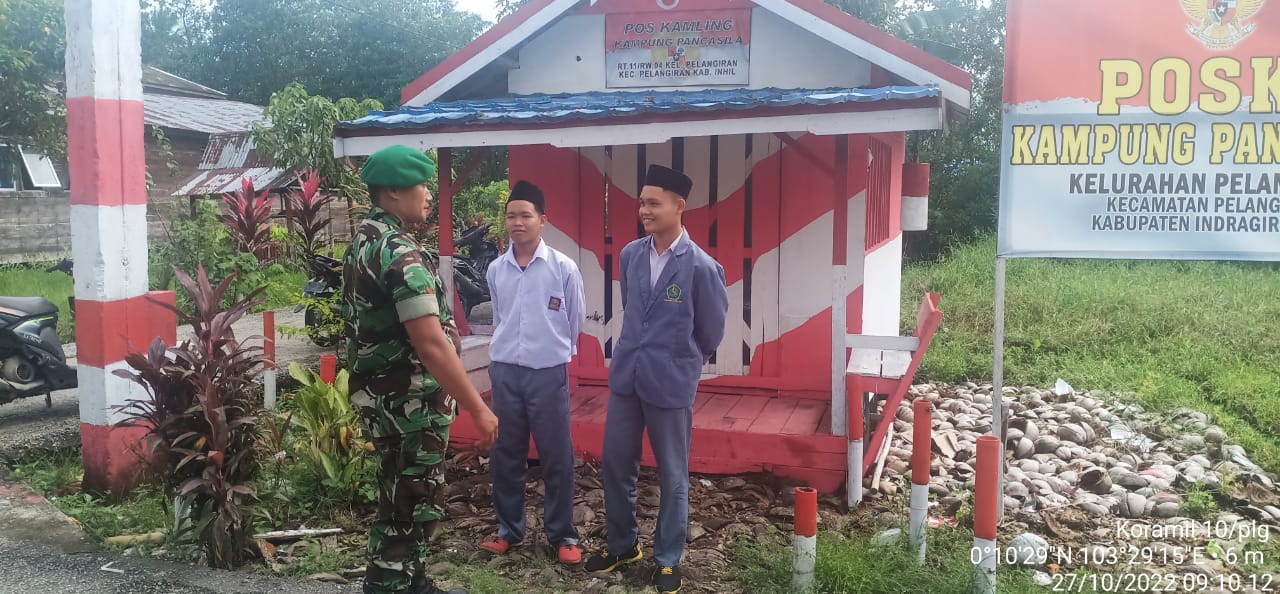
0, 466, 362, 594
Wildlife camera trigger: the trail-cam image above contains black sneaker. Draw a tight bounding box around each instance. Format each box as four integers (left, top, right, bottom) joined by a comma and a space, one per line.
654, 565, 682, 593
583, 545, 643, 573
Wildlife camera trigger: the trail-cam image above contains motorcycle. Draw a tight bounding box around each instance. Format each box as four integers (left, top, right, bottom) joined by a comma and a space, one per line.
451, 221, 499, 318
297, 222, 500, 346
0, 261, 78, 407
296, 252, 344, 347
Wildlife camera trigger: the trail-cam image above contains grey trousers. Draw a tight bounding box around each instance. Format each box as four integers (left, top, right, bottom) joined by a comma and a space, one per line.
488, 361, 579, 547
602, 390, 693, 567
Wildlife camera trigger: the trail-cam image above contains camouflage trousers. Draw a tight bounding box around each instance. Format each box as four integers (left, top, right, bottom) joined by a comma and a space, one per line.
361, 399, 454, 593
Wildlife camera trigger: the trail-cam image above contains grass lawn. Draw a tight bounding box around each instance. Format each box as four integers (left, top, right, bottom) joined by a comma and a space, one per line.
0, 263, 76, 342
903, 234, 1280, 472
733, 520, 1045, 594
0, 262, 308, 344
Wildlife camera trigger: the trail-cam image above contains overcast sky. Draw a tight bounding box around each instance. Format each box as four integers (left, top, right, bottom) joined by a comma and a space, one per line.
455, 0, 501, 23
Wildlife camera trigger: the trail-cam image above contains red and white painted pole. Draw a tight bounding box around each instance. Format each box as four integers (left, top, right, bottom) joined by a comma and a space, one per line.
909, 398, 932, 564
263, 311, 276, 410
901, 162, 930, 232
974, 435, 1000, 594
793, 486, 818, 593
845, 377, 863, 508
67, 0, 176, 493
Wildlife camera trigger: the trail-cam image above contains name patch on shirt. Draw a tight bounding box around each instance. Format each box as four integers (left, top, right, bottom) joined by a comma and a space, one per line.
665, 283, 683, 302
548, 296, 562, 311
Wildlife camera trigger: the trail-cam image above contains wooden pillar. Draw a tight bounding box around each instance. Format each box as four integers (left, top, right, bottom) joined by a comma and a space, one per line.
830, 134, 850, 436
436, 148, 469, 335
67, 0, 175, 494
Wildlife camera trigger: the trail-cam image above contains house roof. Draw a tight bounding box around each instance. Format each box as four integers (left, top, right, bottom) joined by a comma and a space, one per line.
172, 131, 293, 196
142, 65, 227, 99
398, 0, 971, 110
342, 85, 939, 132
334, 85, 943, 154
144, 94, 267, 134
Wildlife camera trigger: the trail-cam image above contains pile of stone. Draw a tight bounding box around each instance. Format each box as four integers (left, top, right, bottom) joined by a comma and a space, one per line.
864, 382, 1280, 525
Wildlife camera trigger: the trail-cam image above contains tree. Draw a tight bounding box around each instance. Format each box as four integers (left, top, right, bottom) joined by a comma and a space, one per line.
140, 0, 213, 80
142, 0, 486, 107
898, 0, 1007, 259
249, 82, 382, 201
0, 0, 67, 154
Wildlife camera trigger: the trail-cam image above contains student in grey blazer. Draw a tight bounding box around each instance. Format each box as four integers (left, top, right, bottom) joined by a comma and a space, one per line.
584, 164, 729, 594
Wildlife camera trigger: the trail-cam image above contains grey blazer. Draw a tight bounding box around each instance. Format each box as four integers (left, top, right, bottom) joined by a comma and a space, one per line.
607, 234, 729, 409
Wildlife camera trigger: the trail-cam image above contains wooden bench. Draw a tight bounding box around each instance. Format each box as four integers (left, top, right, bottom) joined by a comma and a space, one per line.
844, 293, 942, 503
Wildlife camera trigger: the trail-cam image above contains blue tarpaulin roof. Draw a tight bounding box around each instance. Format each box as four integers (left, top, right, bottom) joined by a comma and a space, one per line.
336, 86, 939, 133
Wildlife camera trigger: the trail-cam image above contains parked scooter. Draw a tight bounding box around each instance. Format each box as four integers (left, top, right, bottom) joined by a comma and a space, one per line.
0, 261, 77, 407
297, 223, 499, 345
297, 252, 344, 347
451, 221, 499, 317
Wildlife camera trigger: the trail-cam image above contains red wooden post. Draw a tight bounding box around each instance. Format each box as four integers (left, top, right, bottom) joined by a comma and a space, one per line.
263, 310, 277, 409
319, 354, 337, 384
845, 374, 863, 507
974, 435, 1000, 593
263, 310, 276, 367
793, 487, 818, 592
911, 399, 931, 486
909, 398, 932, 564
830, 134, 851, 438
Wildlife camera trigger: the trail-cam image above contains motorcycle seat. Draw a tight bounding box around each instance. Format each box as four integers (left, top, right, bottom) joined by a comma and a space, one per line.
0, 296, 59, 317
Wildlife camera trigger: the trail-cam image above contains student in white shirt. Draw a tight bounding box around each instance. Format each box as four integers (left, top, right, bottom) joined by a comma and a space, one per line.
478, 181, 586, 565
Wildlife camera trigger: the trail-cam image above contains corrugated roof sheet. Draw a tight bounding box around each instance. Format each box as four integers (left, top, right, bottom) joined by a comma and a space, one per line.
144, 94, 266, 134
197, 132, 276, 169
337, 86, 939, 132
172, 131, 292, 196
174, 168, 294, 196
142, 65, 226, 99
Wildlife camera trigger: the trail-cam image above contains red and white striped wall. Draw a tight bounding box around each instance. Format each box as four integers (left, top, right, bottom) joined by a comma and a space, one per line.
67, 0, 175, 493
509, 130, 907, 402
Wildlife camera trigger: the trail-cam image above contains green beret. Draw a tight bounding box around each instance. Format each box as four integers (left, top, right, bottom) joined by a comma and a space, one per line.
361, 145, 437, 187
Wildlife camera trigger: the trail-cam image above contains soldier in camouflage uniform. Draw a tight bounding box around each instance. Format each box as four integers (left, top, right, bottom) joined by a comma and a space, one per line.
343, 144, 500, 594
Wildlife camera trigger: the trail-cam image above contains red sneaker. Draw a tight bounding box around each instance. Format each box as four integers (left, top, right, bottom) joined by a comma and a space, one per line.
479, 537, 511, 554
558, 544, 583, 564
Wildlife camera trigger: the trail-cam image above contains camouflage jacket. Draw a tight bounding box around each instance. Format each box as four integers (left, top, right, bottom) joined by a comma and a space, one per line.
342, 207, 457, 420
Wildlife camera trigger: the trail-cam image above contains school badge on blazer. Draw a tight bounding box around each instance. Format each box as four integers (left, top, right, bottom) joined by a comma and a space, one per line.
664, 283, 683, 302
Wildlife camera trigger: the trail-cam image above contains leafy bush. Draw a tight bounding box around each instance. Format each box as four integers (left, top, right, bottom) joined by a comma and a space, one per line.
114, 265, 267, 568
151, 199, 289, 314
283, 169, 334, 255
277, 291, 344, 351
281, 362, 374, 505
151, 199, 237, 294
221, 178, 276, 261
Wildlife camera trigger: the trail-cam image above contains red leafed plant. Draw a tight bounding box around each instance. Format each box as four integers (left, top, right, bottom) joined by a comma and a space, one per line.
114, 264, 266, 568
283, 169, 333, 254
221, 177, 275, 260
